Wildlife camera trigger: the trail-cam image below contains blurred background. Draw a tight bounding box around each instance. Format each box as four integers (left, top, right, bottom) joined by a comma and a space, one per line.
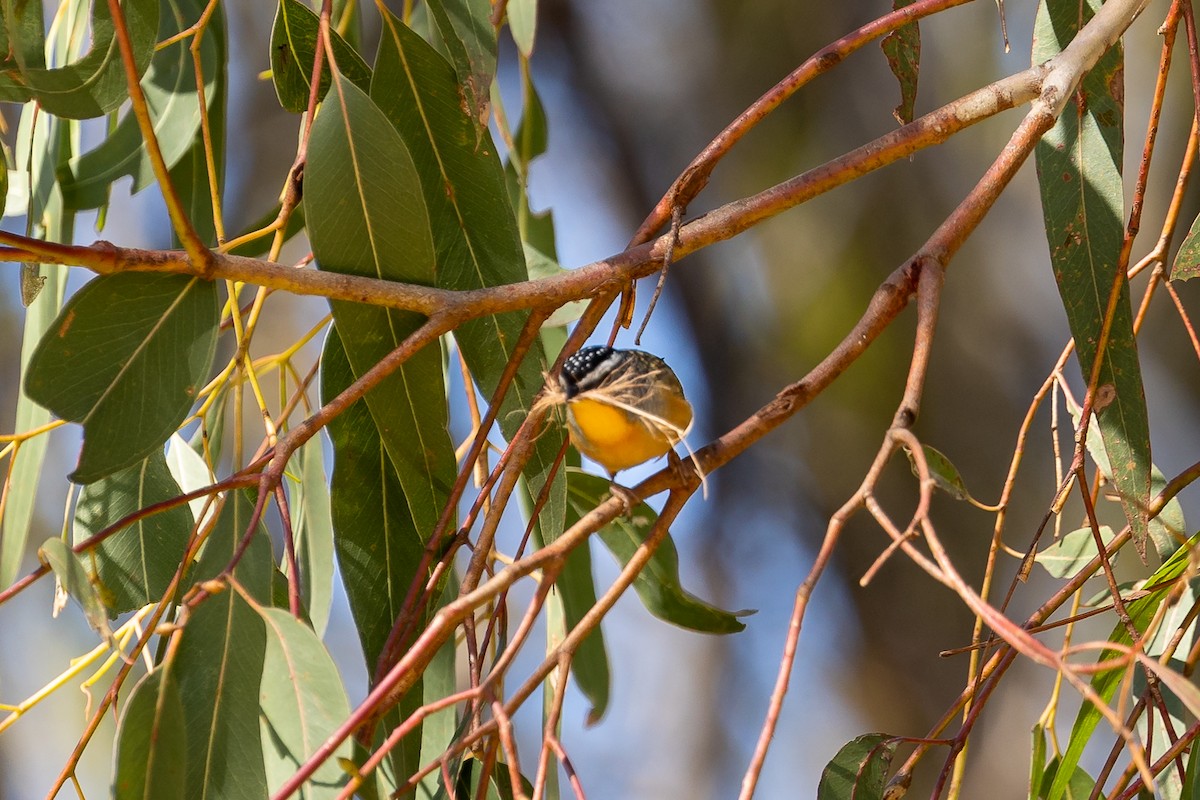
3, 0, 1200, 797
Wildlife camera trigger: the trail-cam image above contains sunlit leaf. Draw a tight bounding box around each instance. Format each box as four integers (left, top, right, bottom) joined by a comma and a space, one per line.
1033, 526, 1115, 580
60, 0, 219, 210
1046, 530, 1200, 800
37, 536, 112, 639
259, 607, 353, 798
24, 273, 218, 484
287, 435, 335, 636
507, 0, 537, 56
1033, 0, 1150, 554
321, 329, 428, 780
2, 0, 159, 118
306, 68, 455, 535
371, 10, 565, 579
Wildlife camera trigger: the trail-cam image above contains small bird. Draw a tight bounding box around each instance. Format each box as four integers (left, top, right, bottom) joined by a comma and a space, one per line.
558, 346, 693, 477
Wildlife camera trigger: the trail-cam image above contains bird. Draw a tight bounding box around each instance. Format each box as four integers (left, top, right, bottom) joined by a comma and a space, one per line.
558, 346, 693, 478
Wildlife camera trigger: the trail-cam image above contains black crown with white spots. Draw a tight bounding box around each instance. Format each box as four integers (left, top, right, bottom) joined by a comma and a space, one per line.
560, 346, 622, 398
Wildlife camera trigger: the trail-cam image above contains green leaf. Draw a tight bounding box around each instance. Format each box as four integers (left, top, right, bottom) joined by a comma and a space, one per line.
176, 590, 269, 800
2, 100, 72, 586
1033, 0, 1150, 554
1066, 402, 1182, 562
1033, 526, 1115, 580
59, 0, 219, 210
175, 490, 272, 800
1029, 724, 1048, 800
371, 11, 566, 586
1, 263, 67, 588
525, 245, 585, 327
0, 0, 46, 74
4, 0, 160, 118
24, 273, 219, 485
113, 668, 187, 800
165, 433, 217, 530
1045, 530, 1200, 800
567, 471, 748, 634
73, 451, 194, 616
425, 0, 496, 130
1170, 212, 1200, 281
286, 435, 335, 636
502, 69, 556, 256
1040, 756, 1095, 800
455, 757, 536, 800
270, 0, 371, 113
817, 733, 897, 800
259, 608, 352, 798
906, 444, 971, 502
37, 536, 113, 640
880, 0, 920, 124
190, 489, 273, 596
306, 68, 455, 534
507, 0, 537, 56
1148, 467, 1188, 562
321, 328, 428, 780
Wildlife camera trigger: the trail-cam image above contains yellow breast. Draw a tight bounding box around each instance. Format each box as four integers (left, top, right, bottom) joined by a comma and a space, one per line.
565, 392, 693, 475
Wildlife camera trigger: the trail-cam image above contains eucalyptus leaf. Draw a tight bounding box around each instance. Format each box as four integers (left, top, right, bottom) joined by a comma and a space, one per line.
1033, 0, 1150, 554
306, 69, 455, 534
73, 451, 194, 616
24, 273, 219, 485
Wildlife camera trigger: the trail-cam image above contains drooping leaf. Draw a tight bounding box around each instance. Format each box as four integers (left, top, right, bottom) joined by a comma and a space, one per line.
37, 536, 112, 640
1, 0, 160, 118
286, 435, 335, 636
321, 328, 429, 781
175, 490, 272, 800
817, 733, 897, 800
1066, 401, 1183, 563
371, 11, 566, 581
424, 0, 495, 129
880, 0, 920, 124
259, 607, 353, 798
525, 245, 585, 327
567, 471, 748, 635
1045, 530, 1200, 800
270, 0, 371, 113
1, 261, 65, 586
165, 433, 217, 531
306, 68, 455, 535
1040, 757, 1095, 799
507, 0, 537, 56
1, 101, 71, 587
1033, 0, 1149, 554
502, 67, 556, 257
73, 451, 194, 616
59, 0, 219, 210
24, 273, 219, 485
1029, 724, 1049, 800
112, 667, 187, 800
